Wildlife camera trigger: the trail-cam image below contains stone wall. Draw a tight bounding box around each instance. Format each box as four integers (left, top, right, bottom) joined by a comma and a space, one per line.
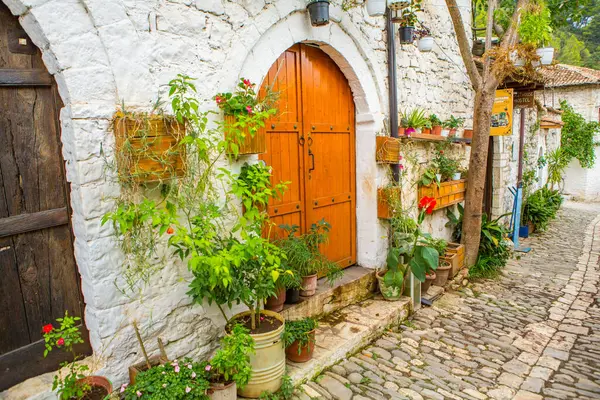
1, 0, 474, 395
536, 85, 600, 201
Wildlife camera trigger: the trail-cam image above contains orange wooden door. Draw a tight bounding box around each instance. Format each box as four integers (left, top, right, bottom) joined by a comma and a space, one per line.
259, 44, 356, 268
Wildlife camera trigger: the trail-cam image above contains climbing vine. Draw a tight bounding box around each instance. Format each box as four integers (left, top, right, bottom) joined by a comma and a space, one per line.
560, 100, 600, 169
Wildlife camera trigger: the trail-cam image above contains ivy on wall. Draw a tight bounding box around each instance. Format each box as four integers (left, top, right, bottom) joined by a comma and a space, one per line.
560, 100, 600, 169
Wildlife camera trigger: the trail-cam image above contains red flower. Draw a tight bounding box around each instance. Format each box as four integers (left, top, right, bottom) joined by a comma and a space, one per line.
167, 227, 174, 235
243, 79, 252, 87
418, 196, 437, 214
439, 151, 444, 154
42, 324, 53, 334
399, 164, 405, 170
246, 106, 253, 114
215, 95, 224, 105
56, 338, 65, 347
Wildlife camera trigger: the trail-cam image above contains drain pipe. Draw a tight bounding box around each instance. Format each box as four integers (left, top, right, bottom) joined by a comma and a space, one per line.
387, 9, 400, 183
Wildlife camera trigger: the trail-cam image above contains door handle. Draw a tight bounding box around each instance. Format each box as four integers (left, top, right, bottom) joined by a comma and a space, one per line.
299, 135, 305, 146
308, 149, 315, 173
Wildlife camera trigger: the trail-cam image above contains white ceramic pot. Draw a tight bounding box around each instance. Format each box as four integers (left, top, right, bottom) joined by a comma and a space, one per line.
366, 0, 386, 16
441, 129, 450, 137
436, 173, 442, 183
510, 50, 525, 67
387, 0, 410, 9
452, 172, 461, 181
418, 36, 434, 52
536, 47, 554, 66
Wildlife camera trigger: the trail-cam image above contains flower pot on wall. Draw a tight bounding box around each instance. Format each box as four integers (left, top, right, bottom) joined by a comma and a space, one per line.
452, 172, 461, 181
224, 115, 267, 155
307, 0, 330, 26
421, 127, 431, 134
418, 36, 434, 52
431, 125, 442, 136
377, 187, 401, 219
208, 381, 237, 400
536, 47, 554, 66
300, 274, 318, 297
376, 136, 401, 164
265, 286, 286, 312
463, 128, 473, 139
418, 179, 467, 211
399, 26, 415, 44
285, 330, 316, 363
441, 129, 450, 137
231, 310, 285, 398
366, 0, 386, 16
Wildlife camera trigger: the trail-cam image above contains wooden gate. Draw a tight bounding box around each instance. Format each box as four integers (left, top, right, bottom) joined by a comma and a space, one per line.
259, 44, 357, 267
0, 4, 91, 390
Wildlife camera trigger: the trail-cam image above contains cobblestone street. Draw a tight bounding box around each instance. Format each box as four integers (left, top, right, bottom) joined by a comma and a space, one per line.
302, 202, 600, 400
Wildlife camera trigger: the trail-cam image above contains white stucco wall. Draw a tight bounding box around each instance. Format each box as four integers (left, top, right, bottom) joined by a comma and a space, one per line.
1, 0, 474, 394
537, 85, 600, 201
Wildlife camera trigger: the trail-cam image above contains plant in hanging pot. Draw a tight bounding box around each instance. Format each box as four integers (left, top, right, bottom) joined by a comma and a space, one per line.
206, 325, 254, 400
307, 0, 330, 27
415, 26, 434, 52
215, 78, 278, 157
518, 1, 554, 66
396, 0, 422, 43
429, 114, 443, 136
42, 312, 112, 400
283, 318, 319, 363
366, 0, 386, 16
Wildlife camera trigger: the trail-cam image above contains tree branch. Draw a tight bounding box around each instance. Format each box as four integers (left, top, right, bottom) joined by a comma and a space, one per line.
483, 0, 497, 81
445, 0, 482, 90
500, 0, 530, 50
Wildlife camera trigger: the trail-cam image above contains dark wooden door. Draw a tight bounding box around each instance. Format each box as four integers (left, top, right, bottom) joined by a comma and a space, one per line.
259, 44, 357, 268
0, 3, 91, 391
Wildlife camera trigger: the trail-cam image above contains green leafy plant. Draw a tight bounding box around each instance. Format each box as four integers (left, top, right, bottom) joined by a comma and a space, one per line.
400, 108, 429, 130
443, 115, 465, 129
122, 358, 210, 399
423, 236, 448, 256
523, 186, 563, 231
518, 0, 553, 47
429, 114, 443, 127
396, 0, 423, 27
282, 318, 318, 354
560, 100, 600, 169
433, 150, 460, 181
445, 203, 464, 243
52, 364, 90, 400
209, 325, 255, 389
545, 148, 569, 189
258, 375, 294, 400
419, 167, 438, 186
469, 214, 511, 279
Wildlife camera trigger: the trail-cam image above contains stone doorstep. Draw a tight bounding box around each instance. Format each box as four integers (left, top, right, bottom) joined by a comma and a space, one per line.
286, 296, 413, 386
281, 266, 377, 321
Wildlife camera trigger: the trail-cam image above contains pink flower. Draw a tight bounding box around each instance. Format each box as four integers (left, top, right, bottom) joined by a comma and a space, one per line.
136, 391, 142, 397
399, 164, 405, 170
56, 338, 65, 347
174, 365, 180, 373
191, 372, 197, 378
187, 364, 193, 369
120, 384, 128, 393
246, 105, 253, 114
185, 387, 191, 393
399, 155, 403, 160
243, 79, 252, 87
205, 365, 212, 371
405, 127, 416, 135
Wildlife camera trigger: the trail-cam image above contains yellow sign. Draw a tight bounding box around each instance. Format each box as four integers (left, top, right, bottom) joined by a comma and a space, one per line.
490, 89, 513, 136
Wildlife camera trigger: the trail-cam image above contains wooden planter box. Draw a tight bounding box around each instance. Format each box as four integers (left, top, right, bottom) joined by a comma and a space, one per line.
440, 253, 458, 277
446, 243, 465, 276
376, 136, 401, 164
114, 116, 186, 183
418, 179, 467, 211
224, 115, 267, 155
377, 187, 401, 219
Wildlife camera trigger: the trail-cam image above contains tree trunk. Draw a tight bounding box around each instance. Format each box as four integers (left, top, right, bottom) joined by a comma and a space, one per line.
462, 89, 496, 267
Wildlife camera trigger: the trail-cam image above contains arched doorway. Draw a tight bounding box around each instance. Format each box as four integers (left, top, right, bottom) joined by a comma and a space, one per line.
0, 3, 91, 390
259, 44, 357, 268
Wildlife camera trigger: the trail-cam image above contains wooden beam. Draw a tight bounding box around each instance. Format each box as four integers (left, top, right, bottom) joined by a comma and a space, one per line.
0, 208, 68, 238
0, 69, 52, 86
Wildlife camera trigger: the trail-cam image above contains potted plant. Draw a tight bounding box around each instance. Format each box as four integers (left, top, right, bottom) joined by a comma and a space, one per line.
283, 318, 319, 363
419, 167, 439, 187
366, 0, 386, 16
429, 114, 443, 136
463, 127, 473, 139
424, 237, 453, 286
307, 0, 330, 26
276, 220, 342, 297
433, 150, 459, 182
121, 358, 210, 399
215, 78, 277, 157
415, 26, 434, 52
400, 108, 428, 135
518, 0, 554, 65
396, 1, 422, 43
378, 197, 440, 300
421, 119, 432, 135
444, 115, 465, 137
207, 325, 254, 400
42, 312, 112, 400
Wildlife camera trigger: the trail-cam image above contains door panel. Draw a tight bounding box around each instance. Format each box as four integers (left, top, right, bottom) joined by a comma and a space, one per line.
0, 3, 90, 390
260, 44, 356, 267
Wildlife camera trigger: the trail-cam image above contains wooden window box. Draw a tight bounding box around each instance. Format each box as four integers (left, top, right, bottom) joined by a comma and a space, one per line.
376, 136, 401, 164
114, 116, 186, 183
446, 243, 465, 276
418, 179, 467, 211
224, 115, 267, 155
377, 187, 401, 219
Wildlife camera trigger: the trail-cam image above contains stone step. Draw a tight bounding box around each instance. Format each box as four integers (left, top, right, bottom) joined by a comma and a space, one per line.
287, 295, 413, 385
281, 266, 377, 321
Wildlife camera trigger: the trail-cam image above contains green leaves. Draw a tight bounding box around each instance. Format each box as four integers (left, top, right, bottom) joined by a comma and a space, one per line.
560, 100, 599, 169
409, 246, 439, 282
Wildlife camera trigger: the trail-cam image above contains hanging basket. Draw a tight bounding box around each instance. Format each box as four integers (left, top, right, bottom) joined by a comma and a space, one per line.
307, 0, 330, 27
223, 115, 267, 156
399, 26, 415, 44
113, 115, 186, 183
418, 36, 434, 52
377, 187, 401, 219
376, 136, 401, 164
366, 0, 386, 16
536, 47, 554, 66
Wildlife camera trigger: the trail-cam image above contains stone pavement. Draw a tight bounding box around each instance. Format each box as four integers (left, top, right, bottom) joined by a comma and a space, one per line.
300, 202, 600, 400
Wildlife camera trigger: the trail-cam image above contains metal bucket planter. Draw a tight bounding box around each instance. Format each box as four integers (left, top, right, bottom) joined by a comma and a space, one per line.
208, 381, 237, 400
307, 0, 330, 27
399, 26, 414, 44
232, 310, 286, 398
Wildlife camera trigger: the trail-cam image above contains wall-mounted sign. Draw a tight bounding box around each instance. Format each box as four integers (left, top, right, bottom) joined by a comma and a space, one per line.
491, 89, 513, 136
514, 91, 535, 109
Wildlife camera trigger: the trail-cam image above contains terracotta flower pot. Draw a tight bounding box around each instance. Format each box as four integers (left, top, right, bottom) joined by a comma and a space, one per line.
422, 272, 436, 294
463, 129, 473, 139
285, 330, 316, 363
432, 261, 452, 287
208, 381, 237, 400
431, 125, 442, 136
300, 274, 318, 297
398, 127, 406, 136
449, 128, 457, 137
265, 286, 286, 312
76, 376, 112, 400
422, 127, 431, 135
